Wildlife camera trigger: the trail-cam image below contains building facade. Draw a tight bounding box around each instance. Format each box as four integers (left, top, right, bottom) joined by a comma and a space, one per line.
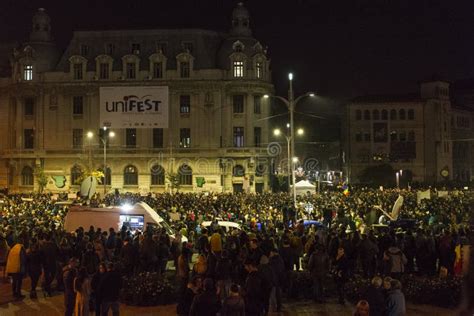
344, 80, 453, 184
0, 4, 275, 194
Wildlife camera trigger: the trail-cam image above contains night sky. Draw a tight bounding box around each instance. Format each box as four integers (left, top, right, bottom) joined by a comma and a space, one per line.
1, 0, 473, 100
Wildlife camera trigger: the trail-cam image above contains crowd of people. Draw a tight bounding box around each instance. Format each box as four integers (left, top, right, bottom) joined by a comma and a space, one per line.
0, 187, 471, 316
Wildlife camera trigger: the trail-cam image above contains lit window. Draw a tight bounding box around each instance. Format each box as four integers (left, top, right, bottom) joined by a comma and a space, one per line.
256, 62, 263, 78
233, 61, 244, 78
233, 127, 244, 147
124, 165, 138, 185
180, 128, 191, 148
126, 63, 136, 79
180, 62, 190, 78
180, 95, 191, 114
23, 65, 33, 81
73, 63, 83, 80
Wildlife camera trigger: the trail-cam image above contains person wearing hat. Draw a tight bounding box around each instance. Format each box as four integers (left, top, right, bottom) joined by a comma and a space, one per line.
63, 257, 79, 316
5, 237, 26, 299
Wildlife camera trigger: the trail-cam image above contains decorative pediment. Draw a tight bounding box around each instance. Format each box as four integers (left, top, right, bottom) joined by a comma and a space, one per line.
229, 52, 247, 61
149, 52, 167, 63
121, 54, 140, 63
176, 52, 194, 62
68, 55, 87, 64
232, 40, 245, 52
95, 54, 113, 63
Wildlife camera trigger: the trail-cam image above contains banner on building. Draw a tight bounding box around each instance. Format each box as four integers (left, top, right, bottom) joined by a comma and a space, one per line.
373, 123, 388, 143
99, 86, 169, 128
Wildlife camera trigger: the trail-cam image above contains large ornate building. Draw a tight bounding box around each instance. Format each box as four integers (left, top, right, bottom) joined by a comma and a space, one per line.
0, 4, 274, 193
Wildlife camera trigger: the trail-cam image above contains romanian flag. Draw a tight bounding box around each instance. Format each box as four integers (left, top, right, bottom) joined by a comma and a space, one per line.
342, 183, 350, 196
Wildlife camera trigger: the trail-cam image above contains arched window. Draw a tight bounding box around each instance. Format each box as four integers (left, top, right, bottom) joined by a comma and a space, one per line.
178, 164, 192, 185
150, 164, 165, 185
255, 164, 265, 177
124, 165, 138, 186
390, 109, 397, 120
99, 167, 111, 185
408, 109, 414, 120
363, 110, 370, 120
70, 165, 82, 185
372, 110, 380, 120
381, 110, 388, 120
399, 109, 406, 120
355, 110, 362, 120
233, 165, 245, 177
21, 166, 34, 186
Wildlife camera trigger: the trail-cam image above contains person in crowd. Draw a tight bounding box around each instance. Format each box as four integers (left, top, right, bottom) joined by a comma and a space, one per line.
354, 300, 370, 316
386, 279, 406, 316
189, 278, 221, 316
358, 232, 379, 278
333, 246, 349, 305
91, 263, 107, 316
63, 258, 79, 316
41, 233, 58, 296
98, 262, 122, 316
193, 253, 208, 278
268, 248, 285, 312
177, 246, 191, 297
0, 234, 10, 278
221, 283, 245, 316
26, 238, 42, 299
210, 228, 223, 257
74, 267, 92, 316
363, 276, 385, 316
177, 276, 202, 316
119, 237, 137, 275
308, 243, 330, 303
5, 237, 26, 299
243, 259, 264, 316
258, 255, 275, 315
82, 242, 100, 276
215, 250, 233, 300
384, 242, 407, 280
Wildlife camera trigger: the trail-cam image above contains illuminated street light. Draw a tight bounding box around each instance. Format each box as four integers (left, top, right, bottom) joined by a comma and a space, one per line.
297, 128, 304, 136
273, 129, 281, 136
289, 73, 293, 81
292, 157, 299, 163
87, 131, 94, 139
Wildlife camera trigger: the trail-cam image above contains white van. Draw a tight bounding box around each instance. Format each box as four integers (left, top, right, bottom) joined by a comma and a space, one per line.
201, 220, 242, 233
64, 202, 187, 242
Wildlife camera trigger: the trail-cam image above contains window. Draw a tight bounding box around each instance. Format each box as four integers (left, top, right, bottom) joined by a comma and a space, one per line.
70, 165, 82, 185
256, 62, 263, 78
124, 165, 138, 185
180, 128, 191, 148
150, 164, 165, 185
99, 167, 111, 185
355, 110, 362, 120
399, 109, 406, 120
126, 62, 136, 79
255, 164, 265, 177
24, 98, 34, 116
152, 62, 163, 78
72, 129, 83, 148
364, 110, 370, 120
372, 110, 379, 120
390, 109, 397, 120
183, 42, 194, 54
355, 132, 362, 142
364, 133, 371, 142
99, 63, 109, 79
408, 109, 414, 120
23, 65, 33, 81
399, 131, 406, 142
233, 127, 244, 147
233, 95, 244, 113
178, 164, 192, 185
254, 127, 261, 147
156, 42, 167, 55
21, 166, 34, 186
180, 95, 191, 114
408, 131, 415, 141
381, 110, 388, 120
233, 165, 245, 177
126, 128, 137, 148
233, 61, 244, 78
106, 43, 115, 55
153, 128, 163, 148
180, 62, 190, 78
80, 44, 89, 56
390, 131, 397, 142
131, 43, 141, 54
254, 96, 261, 114
73, 96, 84, 115
24, 129, 34, 149
73, 63, 83, 80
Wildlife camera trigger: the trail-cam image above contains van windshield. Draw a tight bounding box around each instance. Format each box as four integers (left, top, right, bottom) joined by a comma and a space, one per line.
149, 219, 175, 236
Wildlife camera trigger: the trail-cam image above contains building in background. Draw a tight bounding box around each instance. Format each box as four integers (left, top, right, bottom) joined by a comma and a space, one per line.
0, 3, 274, 193
344, 79, 453, 184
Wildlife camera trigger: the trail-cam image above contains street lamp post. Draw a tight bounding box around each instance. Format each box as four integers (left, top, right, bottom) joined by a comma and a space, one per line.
274, 126, 304, 194
265, 73, 315, 208
90, 127, 115, 196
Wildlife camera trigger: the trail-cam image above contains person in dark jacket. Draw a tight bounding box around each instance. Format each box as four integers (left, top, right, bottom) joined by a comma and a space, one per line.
243, 259, 264, 316
279, 238, 294, 291
41, 233, 58, 297
26, 240, 42, 299
258, 255, 274, 315
307, 244, 330, 303
98, 262, 122, 316
358, 233, 379, 278
362, 276, 385, 316
386, 279, 406, 316
269, 248, 285, 312
215, 250, 233, 300
221, 283, 245, 316
189, 278, 221, 316
63, 258, 79, 316
177, 276, 202, 316
119, 237, 137, 275
91, 262, 106, 316
81, 242, 100, 275
334, 247, 349, 305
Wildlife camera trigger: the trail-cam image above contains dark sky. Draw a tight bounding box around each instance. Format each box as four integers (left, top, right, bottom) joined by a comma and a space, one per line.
1, 0, 474, 100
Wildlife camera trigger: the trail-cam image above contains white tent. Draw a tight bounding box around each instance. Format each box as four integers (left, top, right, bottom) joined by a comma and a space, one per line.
292, 180, 316, 196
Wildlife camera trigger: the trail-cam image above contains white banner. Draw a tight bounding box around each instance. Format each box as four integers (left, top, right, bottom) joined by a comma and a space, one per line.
417, 189, 431, 204
100, 86, 169, 128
